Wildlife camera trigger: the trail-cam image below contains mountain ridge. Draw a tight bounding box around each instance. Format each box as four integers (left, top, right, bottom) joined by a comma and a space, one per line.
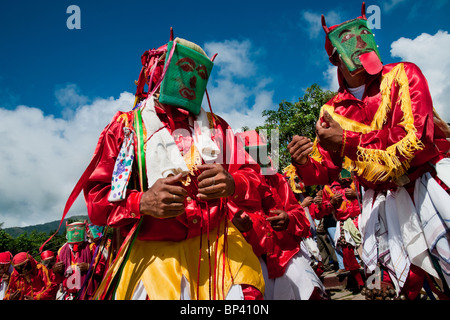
3, 215, 90, 238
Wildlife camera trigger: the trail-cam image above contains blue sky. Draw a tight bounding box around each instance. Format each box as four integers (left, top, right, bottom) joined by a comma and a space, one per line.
1, 0, 450, 227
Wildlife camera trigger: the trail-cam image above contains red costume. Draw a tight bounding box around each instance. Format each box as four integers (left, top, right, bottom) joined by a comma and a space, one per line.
293, 63, 450, 300
47, 33, 265, 300
292, 4, 450, 299
40, 250, 62, 297
233, 130, 325, 299
308, 197, 332, 223
82, 238, 109, 300
321, 179, 360, 225
294, 62, 449, 192
85, 104, 265, 300
0, 252, 13, 300
57, 242, 93, 299
241, 172, 311, 278
85, 107, 265, 243
5, 253, 56, 300
322, 178, 364, 287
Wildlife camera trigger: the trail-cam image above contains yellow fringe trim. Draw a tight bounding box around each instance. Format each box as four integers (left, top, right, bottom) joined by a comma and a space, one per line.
312, 63, 424, 183
310, 138, 324, 164
283, 164, 303, 193
321, 104, 373, 133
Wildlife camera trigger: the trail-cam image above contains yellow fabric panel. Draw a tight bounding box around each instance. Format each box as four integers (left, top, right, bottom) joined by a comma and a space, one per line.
114, 220, 264, 300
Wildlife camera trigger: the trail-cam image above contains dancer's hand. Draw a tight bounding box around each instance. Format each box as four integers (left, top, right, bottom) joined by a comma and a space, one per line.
232, 211, 253, 233
315, 111, 343, 152
266, 210, 290, 231
140, 173, 187, 218
197, 164, 235, 200
288, 136, 313, 165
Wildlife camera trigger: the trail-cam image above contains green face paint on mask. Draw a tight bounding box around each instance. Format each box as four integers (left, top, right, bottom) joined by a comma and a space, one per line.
340, 168, 352, 179
159, 40, 213, 115
328, 18, 381, 74
66, 222, 86, 243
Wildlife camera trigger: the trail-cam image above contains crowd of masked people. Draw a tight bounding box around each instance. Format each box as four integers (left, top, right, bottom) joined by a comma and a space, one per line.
0, 223, 113, 300
0, 168, 424, 301
297, 172, 367, 296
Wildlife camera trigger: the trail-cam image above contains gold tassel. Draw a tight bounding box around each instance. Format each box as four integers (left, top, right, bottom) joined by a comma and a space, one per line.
352, 63, 423, 182
315, 63, 424, 184
321, 105, 372, 134
309, 138, 324, 163
117, 113, 131, 128
283, 164, 303, 193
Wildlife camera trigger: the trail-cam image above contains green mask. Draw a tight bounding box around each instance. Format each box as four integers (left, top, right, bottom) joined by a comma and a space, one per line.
88, 224, 104, 240
328, 18, 381, 74
159, 39, 213, 115
66, 221, 86, 244
340, 168, 352, 179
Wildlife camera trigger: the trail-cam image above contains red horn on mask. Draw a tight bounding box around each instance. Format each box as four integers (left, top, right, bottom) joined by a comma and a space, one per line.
361, 2, 366, 19
321, 14, 329, 34
170, 27, 174, 41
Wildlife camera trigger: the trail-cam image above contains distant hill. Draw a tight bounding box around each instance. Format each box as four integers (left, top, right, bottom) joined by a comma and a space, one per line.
3, 215, 89, 238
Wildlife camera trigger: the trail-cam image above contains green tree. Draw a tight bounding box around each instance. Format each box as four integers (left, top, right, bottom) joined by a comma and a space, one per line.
37, 231, 67, 261
12, 231, 53, 257
256, 83, 336, 171
0, 228, 66, 260
0, 229, 14, 253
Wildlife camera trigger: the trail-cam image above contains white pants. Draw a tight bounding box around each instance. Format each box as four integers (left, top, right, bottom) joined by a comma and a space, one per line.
259, 250, 326, 300
129, 277, 245, 300
359, 169, 450, 293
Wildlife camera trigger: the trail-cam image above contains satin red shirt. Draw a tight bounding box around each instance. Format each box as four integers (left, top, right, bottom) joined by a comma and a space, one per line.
5, 259, 56, 300
321, 180, 361, 222
84, 105, 265, 242
238, 172, 311, 278
294, 62, 450, 192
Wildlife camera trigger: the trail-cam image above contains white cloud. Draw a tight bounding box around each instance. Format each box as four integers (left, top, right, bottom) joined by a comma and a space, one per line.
300, 10, 342, 39
55, 84, 89, 108
212, 88, 274, 133
0, 39, 277, 228
204, 40, 257, 78
382, 0, 408, 12
0, 88, 135, 228
204, 39, 275, 131
390, 30, 450, 122
323, 65, 339, 92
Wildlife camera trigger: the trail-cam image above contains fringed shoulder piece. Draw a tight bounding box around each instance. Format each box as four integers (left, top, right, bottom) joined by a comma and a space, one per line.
311, 63, 424, 184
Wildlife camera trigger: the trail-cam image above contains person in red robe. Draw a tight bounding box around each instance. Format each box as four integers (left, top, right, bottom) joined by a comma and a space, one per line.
4, 252, 56, 300
40, 250, 62, 299
287, 3, 450, 299
0, 252, 13, 300
321, 173, 364, 291
56, 221, 94, 300
82, 32, 265, 300
233, 130, 326, 300
307, 190, 340, 272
